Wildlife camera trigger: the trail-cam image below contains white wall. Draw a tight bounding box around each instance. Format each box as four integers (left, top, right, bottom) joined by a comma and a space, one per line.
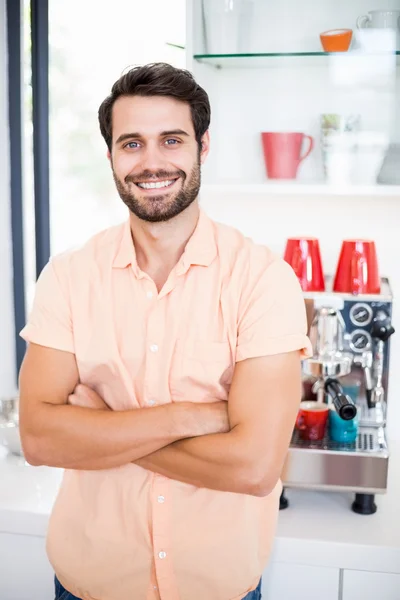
0, 0, 17, 399
196, 61, 399, 185
190, 0, 400, 442
191, 0, 400, 185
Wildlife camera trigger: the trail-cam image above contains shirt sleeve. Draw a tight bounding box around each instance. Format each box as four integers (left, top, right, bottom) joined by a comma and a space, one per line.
19, 257, 75, 353
236, 256, 312, 362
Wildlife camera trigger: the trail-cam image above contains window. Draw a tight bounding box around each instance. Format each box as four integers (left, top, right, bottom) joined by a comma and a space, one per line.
23, 0, 186, 312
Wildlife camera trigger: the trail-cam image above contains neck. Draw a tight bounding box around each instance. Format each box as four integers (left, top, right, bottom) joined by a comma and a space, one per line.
129, 201, 200, 284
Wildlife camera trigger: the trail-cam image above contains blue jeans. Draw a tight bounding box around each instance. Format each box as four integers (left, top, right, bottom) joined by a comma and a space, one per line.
55, 576, 262, 599
54, 577, 80, 600
243, 578, 262, 599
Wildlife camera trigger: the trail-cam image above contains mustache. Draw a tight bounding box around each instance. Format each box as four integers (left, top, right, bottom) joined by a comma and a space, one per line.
125, 169, 185, 184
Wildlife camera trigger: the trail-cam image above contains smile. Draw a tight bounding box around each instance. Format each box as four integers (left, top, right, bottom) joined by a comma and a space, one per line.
136, 179, 178, 190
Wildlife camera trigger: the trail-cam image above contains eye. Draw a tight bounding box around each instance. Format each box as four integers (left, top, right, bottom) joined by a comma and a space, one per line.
164, 138, 180, 146
124, 141, 140, 149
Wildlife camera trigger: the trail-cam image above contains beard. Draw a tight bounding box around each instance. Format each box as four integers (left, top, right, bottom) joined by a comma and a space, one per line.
112, 159, 201, 223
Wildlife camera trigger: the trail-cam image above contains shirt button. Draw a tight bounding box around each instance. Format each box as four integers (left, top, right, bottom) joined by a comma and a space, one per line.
146, 290, 154, 299
157, 495, 165, 503
147, 399, 156, 406
158, 551, 167, 559
150, 344, 158, 353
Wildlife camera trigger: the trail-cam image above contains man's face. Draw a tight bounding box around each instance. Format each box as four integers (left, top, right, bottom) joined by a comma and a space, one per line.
109, 95, 209, 223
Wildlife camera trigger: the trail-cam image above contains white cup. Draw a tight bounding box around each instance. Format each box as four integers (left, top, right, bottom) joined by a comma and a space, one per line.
357, 9, 400, 30
202, 0, 256, 54
352, 132, 389, 185
357, 10, 400, 49
323, 131, 389, 185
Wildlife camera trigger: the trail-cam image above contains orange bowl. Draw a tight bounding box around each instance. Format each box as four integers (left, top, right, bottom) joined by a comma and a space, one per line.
320, 29, 352, 52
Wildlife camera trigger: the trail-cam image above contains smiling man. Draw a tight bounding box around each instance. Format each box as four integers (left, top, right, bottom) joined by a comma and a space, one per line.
19, 63, 311, 600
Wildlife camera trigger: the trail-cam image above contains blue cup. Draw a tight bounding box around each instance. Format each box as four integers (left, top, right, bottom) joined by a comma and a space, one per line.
341, 383, 360, 403
329, 407, 358, 443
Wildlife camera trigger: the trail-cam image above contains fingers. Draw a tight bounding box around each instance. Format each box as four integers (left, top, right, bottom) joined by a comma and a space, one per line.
75, 384, 96, 399
68, 392, 87, 408
68, 384, 109, 410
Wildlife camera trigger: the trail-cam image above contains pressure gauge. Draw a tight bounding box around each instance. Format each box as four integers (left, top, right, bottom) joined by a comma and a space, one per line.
350, 303, 373, 327
349, 329, 372, 353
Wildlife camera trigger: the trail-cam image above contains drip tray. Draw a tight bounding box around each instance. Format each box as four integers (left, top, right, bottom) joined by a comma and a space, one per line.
358, 401, 386, 427
284, 427, 389, 492
290, 427, 387, 455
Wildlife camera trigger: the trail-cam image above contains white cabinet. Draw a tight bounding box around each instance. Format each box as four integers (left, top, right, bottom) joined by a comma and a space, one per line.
342, 569, 400, 600
261, 564, 400, 600
0, 533, 54, 600
261, 562, 340, 600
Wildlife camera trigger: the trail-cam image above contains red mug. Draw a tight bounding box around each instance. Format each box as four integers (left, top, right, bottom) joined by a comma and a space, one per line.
333, 240, 380, 295
296, 401, 329, 441
261, 132, 314, 179
284, 237, 325, 292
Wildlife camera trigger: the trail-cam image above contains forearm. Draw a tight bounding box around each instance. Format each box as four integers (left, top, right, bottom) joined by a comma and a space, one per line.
136, 426, 261, 495
22, 402, 202, 470
138, 353, 302, 497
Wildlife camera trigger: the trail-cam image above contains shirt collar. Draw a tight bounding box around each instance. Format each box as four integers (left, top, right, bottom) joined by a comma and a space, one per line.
182, 209, 217, 268
112, 219, 138, 269
112, 209, 217, 271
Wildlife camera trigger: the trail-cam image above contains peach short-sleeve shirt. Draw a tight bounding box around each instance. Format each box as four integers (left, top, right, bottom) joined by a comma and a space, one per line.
20, 210, 311, 600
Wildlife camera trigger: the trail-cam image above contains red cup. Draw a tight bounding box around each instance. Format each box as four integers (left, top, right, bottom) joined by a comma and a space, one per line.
296, 401, 329, 441
333, 240, 380, 295
261, 132, 314, 179
284, 237, 325, 292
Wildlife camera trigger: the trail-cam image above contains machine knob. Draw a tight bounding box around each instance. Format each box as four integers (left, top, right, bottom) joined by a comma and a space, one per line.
371, 311, 395, 342
371, 323, 395, 341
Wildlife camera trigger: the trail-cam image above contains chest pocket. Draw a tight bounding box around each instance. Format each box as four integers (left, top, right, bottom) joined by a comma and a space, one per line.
169, 340, 234, 401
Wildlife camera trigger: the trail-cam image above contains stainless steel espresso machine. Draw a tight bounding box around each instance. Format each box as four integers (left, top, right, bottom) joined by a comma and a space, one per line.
281, 277, 394, 514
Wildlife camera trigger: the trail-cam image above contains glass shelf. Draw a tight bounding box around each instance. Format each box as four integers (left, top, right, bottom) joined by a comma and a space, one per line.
194, 51, 400, 68
200, 183, 400, 197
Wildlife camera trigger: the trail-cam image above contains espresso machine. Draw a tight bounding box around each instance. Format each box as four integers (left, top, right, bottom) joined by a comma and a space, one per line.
281, 277, 394, 514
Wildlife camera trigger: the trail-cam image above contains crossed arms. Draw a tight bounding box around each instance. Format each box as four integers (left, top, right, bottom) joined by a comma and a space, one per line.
19, 342, 302, 497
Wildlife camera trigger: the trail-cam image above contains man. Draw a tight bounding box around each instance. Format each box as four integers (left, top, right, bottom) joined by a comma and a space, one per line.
19, 62, 311, 600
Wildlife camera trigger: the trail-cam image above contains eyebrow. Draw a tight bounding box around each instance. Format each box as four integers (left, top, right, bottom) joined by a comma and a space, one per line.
115, 129, 190, 145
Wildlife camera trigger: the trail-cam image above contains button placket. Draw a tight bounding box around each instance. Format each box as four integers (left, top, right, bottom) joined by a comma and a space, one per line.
152, 477, 179, 598
145, 298, 166, 410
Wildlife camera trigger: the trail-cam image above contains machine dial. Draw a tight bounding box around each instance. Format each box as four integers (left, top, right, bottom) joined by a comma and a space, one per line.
350, 303, 373, 327
349, 329, 372, 353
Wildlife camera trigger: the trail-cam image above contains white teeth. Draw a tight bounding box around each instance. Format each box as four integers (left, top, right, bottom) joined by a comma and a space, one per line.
137, 180, 175, 189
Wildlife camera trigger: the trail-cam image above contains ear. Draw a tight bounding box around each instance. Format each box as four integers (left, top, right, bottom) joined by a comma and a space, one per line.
107, 150, 111, 162
200, 131, 210, 164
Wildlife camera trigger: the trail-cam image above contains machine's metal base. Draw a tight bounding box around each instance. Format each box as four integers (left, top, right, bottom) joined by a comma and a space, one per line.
282, 427, 389, 495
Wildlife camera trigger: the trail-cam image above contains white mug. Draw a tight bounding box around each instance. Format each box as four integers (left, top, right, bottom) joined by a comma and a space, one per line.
357, 9, 400, 31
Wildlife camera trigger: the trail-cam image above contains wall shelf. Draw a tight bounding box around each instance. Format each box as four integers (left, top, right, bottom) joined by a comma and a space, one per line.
194, 51, 400, 69
200, 183, 400, 197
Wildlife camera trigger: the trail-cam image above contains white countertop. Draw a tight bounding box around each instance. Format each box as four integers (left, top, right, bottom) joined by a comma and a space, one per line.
1, 444, 399, 575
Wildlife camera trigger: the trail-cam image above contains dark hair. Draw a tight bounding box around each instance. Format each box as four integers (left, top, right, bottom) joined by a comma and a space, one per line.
98, 62, 211, 151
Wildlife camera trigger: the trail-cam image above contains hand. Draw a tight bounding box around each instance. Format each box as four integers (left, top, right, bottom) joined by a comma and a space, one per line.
68, 386, 230, 437
68, 384, 110, 411
196, 401, 230, 436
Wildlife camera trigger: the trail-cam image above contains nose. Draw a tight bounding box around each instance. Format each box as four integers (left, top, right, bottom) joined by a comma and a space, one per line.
139, 141, 169, 173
